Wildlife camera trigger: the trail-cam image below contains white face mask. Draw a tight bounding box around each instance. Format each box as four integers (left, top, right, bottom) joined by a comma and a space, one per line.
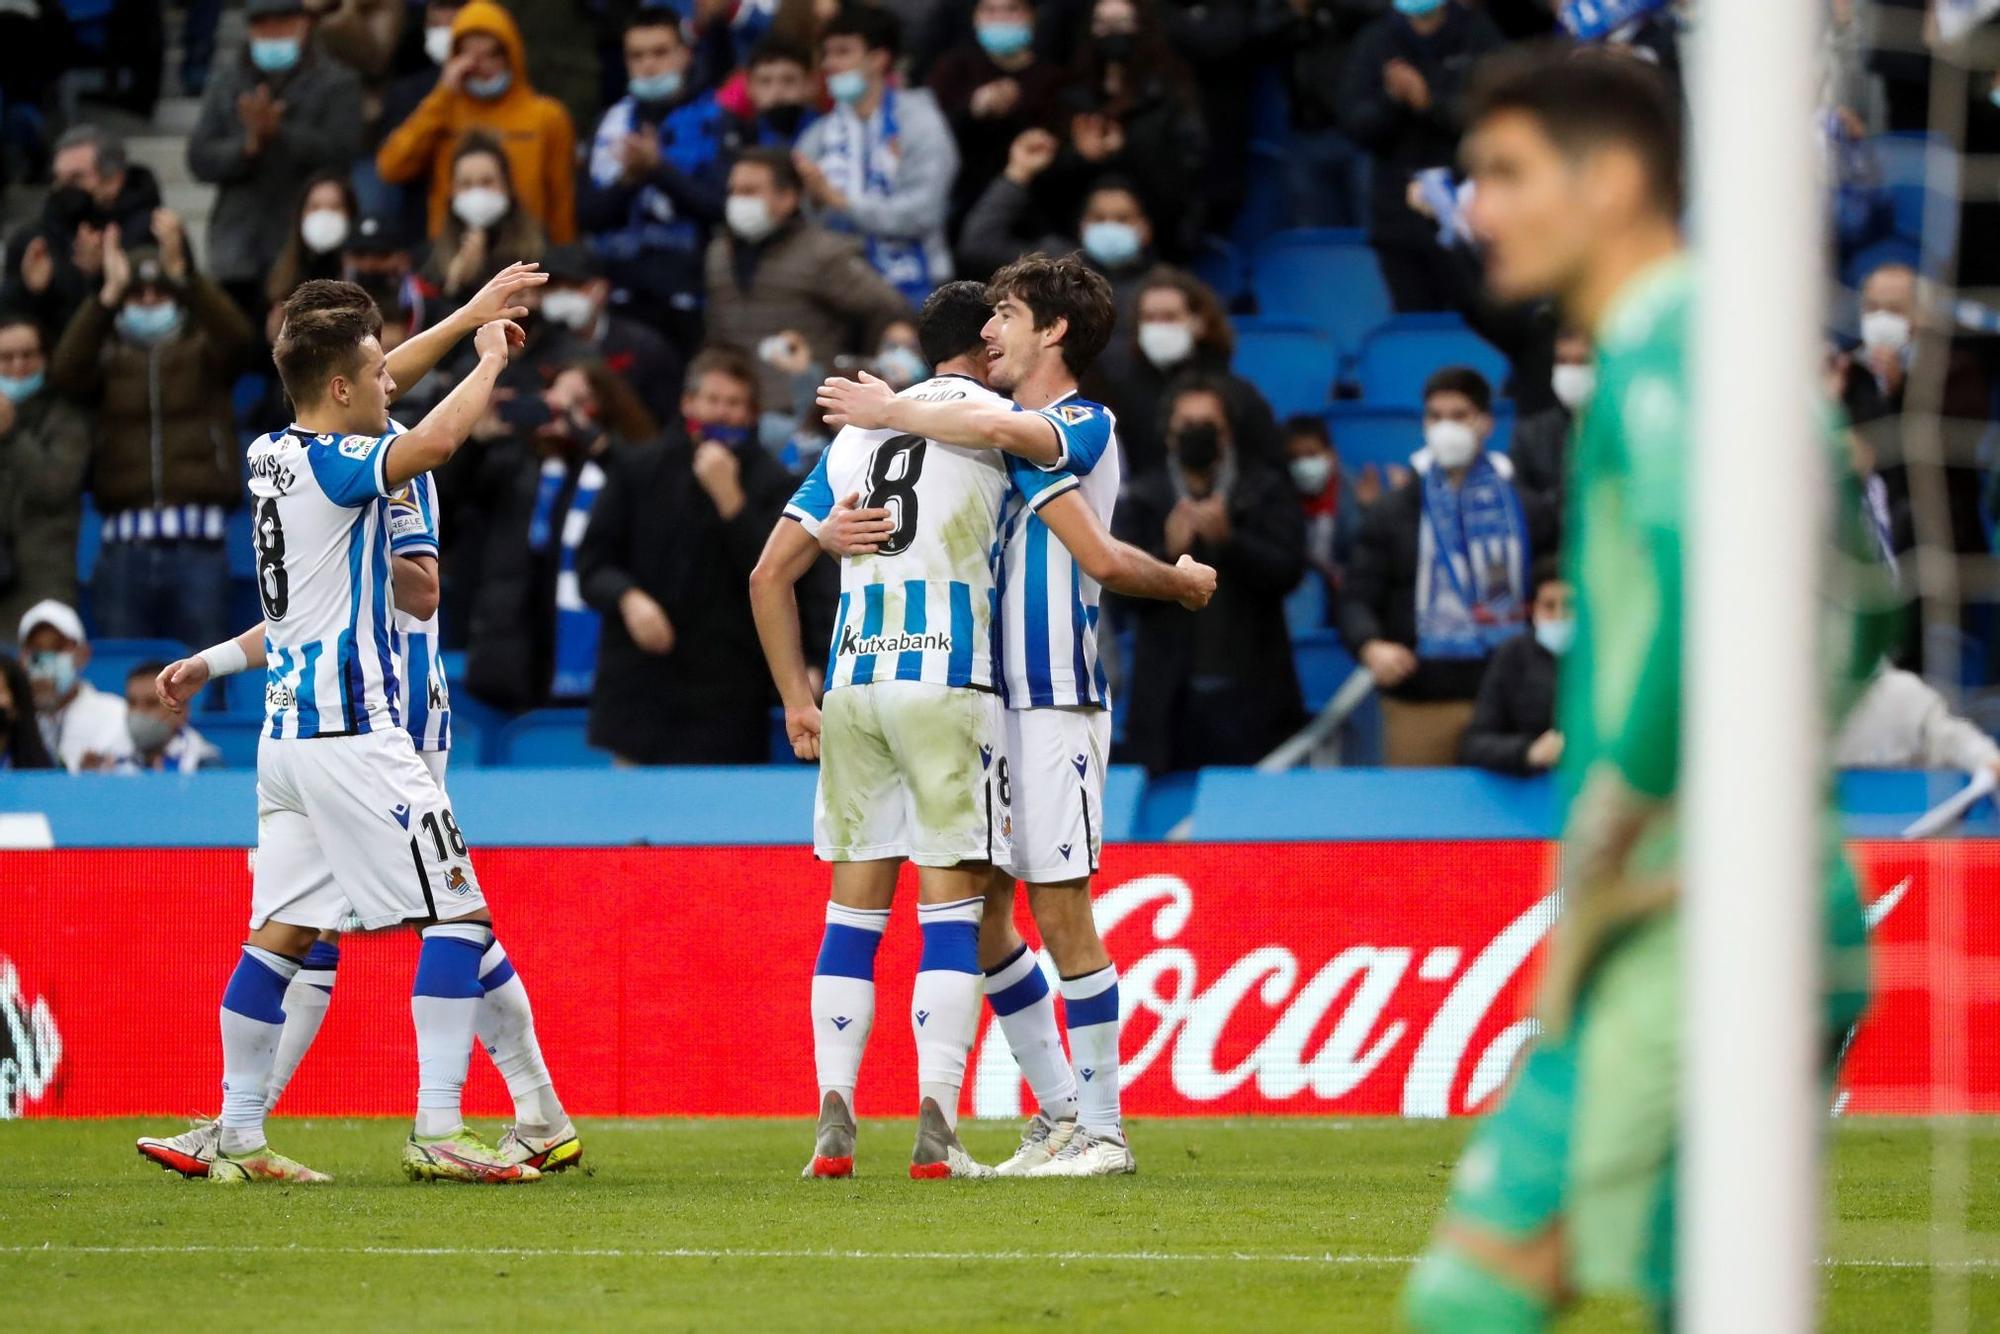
541, 289, 596, 331
1860, 309, 1912, 357
1137, 321, 1195, 369
1425, 419, 1480, 471
726, 194, 777, 242
1289, 453, 1333, 496
425, 24, 454, 65
1550, 363, 1595, 412
299, 208, 351, 255
1534, 616, 1575, 657
452, 186, 510, 231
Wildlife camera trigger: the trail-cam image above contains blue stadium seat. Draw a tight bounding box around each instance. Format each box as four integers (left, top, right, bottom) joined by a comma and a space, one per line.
1249, 230, 1391, 360
83, 638, 189, 696
196, 718, 266, 767
1873, 132, 1955, 249
1292, 629, 1355, 714
1233, 318, 1337, 417
1230, 141, 1291, 254
226, 508, 256, 579
1284, 574, 1327, 637
1841, 236, 1921, 292
1191, 236, 1246, 306
1320, 404, 1421, 471
496, 709, 610, 767
1356, 315, 1512, 409
76, 495, 101, 587
1489, 404, 1516, 455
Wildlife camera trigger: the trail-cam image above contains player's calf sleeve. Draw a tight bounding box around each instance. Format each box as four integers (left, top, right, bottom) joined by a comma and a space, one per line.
264, 939, 339, 1112
475, 939, 565, 1134
410, 922, 490, 1139
912, 897, 983, 1130
218, 945, 302, 1154
1402, 1246, 1549, 1333
1060, 965, 1122, 1133
811, 902, 889, 1112
984, 943, 1078, 1122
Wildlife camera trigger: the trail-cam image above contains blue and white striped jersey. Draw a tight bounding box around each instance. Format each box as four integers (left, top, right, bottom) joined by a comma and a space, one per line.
785, 374, 1010, 693
386, 469, 450, 753
247, 423, 404, 739
995, 395, 1121, 710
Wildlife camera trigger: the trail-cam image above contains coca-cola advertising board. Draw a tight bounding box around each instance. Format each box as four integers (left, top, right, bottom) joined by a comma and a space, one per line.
0, 841, 1987, 1118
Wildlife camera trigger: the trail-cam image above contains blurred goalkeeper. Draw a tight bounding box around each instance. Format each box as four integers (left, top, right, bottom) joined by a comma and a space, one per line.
1403, 49, 1894, 1330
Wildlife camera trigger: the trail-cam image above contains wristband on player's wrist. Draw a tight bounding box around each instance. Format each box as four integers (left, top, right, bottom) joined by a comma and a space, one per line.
196, 639, 250, 679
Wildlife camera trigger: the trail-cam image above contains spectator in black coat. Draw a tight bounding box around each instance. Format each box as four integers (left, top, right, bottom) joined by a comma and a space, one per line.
1338, 367, 1554, 766
534, 244, 686, 428
1093, 265, 1282, 476
577, 347, 828, 764
1256, 0, 1388, 228
928, 0, 1073, 229
1508, 328, 1594, 541
0, 654, 56, 771
1459, 560, 1570, 776
3, 126, 164, 339
1336, 0, 1503, 311
1113, 376, 1308, 774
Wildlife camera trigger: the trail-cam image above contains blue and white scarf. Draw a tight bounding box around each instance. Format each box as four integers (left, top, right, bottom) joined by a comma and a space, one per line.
528, 456, 608, 701
1414, 453, 1530, 660
814, 88, 933, 305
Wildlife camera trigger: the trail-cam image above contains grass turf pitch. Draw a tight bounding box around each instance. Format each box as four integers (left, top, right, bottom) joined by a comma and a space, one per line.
4, 1117, 1997, 1330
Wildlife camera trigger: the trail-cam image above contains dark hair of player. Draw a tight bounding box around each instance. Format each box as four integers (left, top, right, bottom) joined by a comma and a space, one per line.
823, 4, 900, 58
273, 282, 382, 408
915, 280, 991, 368
1530, 555, 1565, 599
747, 37, 811, 71
1466, 45, 1684, 219
987, 251, 1116, 378
732, 145, 803, 196
1422, 365, 1493, 415
686, 345, 761, 414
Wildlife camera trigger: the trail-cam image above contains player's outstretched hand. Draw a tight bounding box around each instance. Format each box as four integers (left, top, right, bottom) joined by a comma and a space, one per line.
474, 319, 521, 361
816, 370, 895, 431
461, 261, 546, 328
1175, 554, 1217, 611
786, 703, 823, 762
155, 657, 210, 714
819, 491, 895, 557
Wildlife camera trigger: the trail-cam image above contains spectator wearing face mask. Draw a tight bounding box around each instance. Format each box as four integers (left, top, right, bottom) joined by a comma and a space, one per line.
536, 245, 685, 429
0, 654, 56, 771
461, 361, 659, 710
578, 346, 826, 764
580, 10, 732, 357
1339, 367, 1554, 767
795, 6, 960, 306
1507, 328, 1593, 540
422, 132, 548, 301
871, 319, 930, 391
1459, 559, 1569, 776
49, 223, 251, 650
376, 0, 578, 244
187, 0, 365, 319
705, 148, 913, 416
734, 39, 822, 150
123, 661, 221, 773
16, 600, 133, 774
1337, 0, 1504, 312
928, 0, 1073, 229
4, 126, 163, 339
376, 0, 466, 156
340, 211, 433, 334
264, 171, 361, 319
1283, 414, 1364, 625
0, 313, 90, 633
1096, 264, 1280, 475
1113, 376, 1308, 774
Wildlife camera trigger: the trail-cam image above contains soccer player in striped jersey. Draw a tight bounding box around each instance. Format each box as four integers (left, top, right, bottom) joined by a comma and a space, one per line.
136, 271, 580, 1180
816, 254, 1217, 1177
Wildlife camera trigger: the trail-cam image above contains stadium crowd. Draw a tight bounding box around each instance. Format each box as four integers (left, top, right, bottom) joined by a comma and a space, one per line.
0, 0, 1991, 776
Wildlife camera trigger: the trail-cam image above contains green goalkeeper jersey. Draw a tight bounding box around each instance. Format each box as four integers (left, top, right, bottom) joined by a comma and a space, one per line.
1548, 254, 1891, 1026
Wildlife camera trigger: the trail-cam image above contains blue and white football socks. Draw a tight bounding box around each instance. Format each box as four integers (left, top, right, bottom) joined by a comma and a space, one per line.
1061, 966, 1123, 1134
811, 902, 889, 1114
411, 922, 491, 1139
476, 938, 565, 1136
218, 945, 303, 1154
912, 897, 983, 1130
985, 943, 1080, 1122
264, 938, 338, 1111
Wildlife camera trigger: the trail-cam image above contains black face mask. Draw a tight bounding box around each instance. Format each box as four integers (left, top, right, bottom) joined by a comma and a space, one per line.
1173, 421, 1221, 472
1096, 32, 1135, 62
762, 103, 807, 137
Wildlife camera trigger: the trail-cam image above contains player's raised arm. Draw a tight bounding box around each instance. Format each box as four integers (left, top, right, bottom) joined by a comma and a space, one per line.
383, 261, 543, 400
817, 371, 1064, 466
383, 320, 517, 487
1036, 489, 1216, 611
749, 519, 826, 760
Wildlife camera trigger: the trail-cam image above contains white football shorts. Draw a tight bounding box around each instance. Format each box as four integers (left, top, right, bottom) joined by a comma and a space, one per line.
813, 680, 1012, 867
1003, 705, 1110, 884
251, 729, 484, 932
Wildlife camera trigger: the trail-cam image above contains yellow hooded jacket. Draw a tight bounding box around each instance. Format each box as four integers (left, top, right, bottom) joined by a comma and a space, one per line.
375, 1, 577, 244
